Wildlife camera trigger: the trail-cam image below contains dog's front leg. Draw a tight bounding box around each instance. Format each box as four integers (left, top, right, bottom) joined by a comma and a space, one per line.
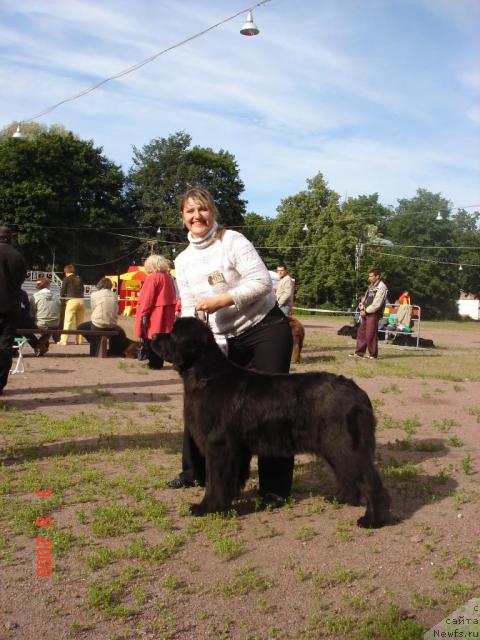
190, 443, 236, 516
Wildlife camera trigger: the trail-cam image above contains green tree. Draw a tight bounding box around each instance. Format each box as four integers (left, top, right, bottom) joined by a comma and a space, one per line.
382, 189, 460, 318
0, 121, 70, 141
451, 208, 480, 298
0, 128, 130, 279
242, 212, 274, 259
265, 174, 341, 306
264, 175, 389, 309
126, 132, 246, 257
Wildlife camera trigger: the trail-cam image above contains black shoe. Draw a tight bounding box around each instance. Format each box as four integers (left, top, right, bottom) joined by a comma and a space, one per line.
259, 493, 287, 510
167, 476, 197, 489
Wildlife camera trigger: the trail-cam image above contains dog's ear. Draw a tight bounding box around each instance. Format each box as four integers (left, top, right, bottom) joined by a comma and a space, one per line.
150, 334, 173, 363
167, 317, 218, 370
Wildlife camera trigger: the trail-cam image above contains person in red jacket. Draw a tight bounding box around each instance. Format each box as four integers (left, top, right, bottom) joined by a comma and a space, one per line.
134, 254, 177, 369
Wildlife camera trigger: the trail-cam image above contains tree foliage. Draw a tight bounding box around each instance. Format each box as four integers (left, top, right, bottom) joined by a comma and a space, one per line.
380, 189, 466, 318
0, 128, 131, 279
1, 122, 477, 315
126, 132, 246, 257
260, 175, 390, 309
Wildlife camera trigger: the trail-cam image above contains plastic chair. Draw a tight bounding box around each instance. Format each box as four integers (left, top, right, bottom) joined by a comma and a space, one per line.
10, 337, 29, 374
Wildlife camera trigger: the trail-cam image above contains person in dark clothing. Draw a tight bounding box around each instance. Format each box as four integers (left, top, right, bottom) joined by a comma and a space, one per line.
0, 226, 27, 394
18, 289, 41, 353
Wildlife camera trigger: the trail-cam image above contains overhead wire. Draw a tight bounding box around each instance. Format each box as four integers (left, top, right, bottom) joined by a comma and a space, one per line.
18, 0, 272, 123
370, 250, 480, 268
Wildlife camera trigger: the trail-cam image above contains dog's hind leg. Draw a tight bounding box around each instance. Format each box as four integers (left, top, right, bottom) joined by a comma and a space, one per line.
324, 453, 362, 506
357, 465, 391, 528
237, 447, 251, 491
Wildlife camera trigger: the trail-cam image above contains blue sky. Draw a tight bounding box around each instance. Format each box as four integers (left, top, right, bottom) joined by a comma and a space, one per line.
1, 0, 479, 217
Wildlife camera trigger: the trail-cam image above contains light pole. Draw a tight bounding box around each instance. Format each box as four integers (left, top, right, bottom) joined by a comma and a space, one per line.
354, 240, 365, 305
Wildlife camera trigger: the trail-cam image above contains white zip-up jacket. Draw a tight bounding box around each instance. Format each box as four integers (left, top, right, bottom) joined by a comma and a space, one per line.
175, 226, 275, 338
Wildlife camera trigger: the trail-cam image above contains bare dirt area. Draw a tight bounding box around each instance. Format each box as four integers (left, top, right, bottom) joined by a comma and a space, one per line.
1, 317, 479, 640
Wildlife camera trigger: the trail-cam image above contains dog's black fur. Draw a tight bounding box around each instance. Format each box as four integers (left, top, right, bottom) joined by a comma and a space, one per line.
337, 324, 358, 338
106, 327, 139, 358
152, 317, 391, 528
391, 334, 434, 348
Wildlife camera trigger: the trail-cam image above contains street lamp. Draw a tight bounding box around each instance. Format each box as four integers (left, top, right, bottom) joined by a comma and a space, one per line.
435, 211, 443, 221
240, 10, 260, 36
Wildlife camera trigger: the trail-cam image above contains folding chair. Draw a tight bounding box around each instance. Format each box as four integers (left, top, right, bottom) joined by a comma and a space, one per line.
10, 337, 29, 374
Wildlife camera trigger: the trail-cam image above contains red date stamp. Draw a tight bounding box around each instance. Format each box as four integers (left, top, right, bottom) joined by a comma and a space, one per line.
35, 488, 53, 577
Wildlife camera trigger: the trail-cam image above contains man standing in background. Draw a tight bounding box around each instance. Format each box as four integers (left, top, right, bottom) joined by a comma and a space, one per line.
0, 227, 27, 394
276, 263, 294, 317
350, 268, 388, 360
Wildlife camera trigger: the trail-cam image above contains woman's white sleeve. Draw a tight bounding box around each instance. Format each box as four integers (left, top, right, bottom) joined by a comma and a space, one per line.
175, 259, 197, 317
228, 233, 272, 310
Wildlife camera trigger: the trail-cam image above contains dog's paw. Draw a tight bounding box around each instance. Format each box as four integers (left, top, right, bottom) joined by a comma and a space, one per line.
356, 512, 389, 528
335, 490, 361, 506
189, 503, 208, 517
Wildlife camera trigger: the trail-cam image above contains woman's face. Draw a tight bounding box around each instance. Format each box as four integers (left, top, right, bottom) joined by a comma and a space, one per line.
182, 197, 215, 238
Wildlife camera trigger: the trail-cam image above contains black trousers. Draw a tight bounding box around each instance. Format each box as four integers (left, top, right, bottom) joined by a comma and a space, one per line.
0, 311, 17, 391
78, 321, 116, 356
146, 339, 164, 369
179, 304, 294, 498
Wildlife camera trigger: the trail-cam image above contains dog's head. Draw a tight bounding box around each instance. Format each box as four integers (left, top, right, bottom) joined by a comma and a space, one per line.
151, 317, 219, 372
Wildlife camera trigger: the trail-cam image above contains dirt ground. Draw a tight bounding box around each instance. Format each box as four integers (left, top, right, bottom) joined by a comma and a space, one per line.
0, 316, 479, 640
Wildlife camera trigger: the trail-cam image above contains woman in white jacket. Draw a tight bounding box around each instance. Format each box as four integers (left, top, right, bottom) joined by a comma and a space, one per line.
168, 187, 293, 510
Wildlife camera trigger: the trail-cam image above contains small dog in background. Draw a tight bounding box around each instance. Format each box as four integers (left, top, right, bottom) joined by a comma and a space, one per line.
107, 327, 139, 358
289, 317, 305, 363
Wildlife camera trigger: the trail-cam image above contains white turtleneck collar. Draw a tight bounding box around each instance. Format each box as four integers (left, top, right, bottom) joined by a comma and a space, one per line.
188, 220, 219, 250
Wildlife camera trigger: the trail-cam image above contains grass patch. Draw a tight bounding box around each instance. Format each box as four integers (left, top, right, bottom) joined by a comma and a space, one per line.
188, 511, 245, 560
296, 526, 317, 543
380, 384, 401, 394
313, 565, 364, 589
88, 580, 134, 619
468, 406, 480, 423
432, 418, 457, 433
91, 504, 141, 537
446, 436, 464, 448
213, 565, 273, 598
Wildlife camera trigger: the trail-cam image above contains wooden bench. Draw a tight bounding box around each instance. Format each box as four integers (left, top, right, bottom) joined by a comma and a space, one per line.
16, 328, 122, 358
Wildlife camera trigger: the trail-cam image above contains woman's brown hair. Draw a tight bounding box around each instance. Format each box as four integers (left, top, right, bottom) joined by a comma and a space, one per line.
179, 186, 225, 238
36, 277, 51, 289
96, 277, 113, 290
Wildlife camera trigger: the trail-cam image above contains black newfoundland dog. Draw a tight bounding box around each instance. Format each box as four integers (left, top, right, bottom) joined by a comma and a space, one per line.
152, 317, 391, 528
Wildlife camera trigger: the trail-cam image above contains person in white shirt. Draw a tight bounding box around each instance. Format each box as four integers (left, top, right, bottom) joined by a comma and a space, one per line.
275, 263, 294, 316
78, 277, 118, 356
168, 186, 294, 510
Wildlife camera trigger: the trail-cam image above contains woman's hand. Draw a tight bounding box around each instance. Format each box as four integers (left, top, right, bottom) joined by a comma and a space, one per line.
196, 294, 234, 314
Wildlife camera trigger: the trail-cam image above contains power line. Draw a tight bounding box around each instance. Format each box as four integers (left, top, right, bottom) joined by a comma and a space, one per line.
371, 250, 480, 268
18, 0, 272, 124
75, 244, 145, 267
368, 243, 480, 250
